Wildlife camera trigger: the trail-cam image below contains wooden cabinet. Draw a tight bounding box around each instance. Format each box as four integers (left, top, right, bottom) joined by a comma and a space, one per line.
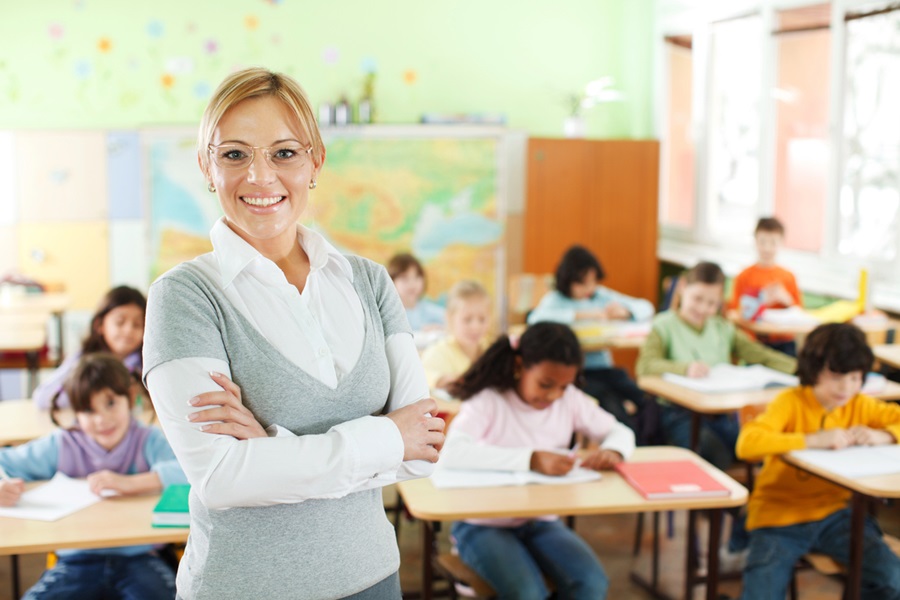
523, 138, 660, 305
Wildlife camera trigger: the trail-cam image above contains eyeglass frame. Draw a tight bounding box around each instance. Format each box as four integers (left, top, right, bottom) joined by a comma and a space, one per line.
206, 142, 314, 170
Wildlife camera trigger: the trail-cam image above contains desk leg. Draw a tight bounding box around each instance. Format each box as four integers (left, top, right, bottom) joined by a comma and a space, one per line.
54, 312, 64, 366
421, 520, 439, 600
652, 511, 660, 588
689, 413, 701, 453
705, 509, 722, 600
684, 510, 698, 600
847, 492, 865, 600
25, 351, 39, 396
11, 554, 20, 599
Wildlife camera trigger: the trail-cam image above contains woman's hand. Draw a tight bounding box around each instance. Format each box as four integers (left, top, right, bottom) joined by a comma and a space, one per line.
530, 451, 576, 476
188, 372, 268, 440
580, 449, 623, 471
386, 398, 445, 462
0, 478, 24, 506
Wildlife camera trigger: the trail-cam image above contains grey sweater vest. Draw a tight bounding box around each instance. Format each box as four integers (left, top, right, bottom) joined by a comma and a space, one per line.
143, 255, 410, 600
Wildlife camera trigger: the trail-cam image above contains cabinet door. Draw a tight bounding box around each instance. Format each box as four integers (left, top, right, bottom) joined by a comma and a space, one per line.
524, 138, 659, 303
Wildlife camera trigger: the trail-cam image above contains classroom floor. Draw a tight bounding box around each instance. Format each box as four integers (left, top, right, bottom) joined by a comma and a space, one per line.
2, 490, 897, 600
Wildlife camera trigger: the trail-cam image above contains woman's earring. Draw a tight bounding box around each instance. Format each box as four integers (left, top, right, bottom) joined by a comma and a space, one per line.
207, 182, 216, 193
309, 180, 317, 190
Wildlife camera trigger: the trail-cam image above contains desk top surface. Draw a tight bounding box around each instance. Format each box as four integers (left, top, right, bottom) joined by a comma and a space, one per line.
638, 376, 900, 414
0, 399, 155, 447
0, 292, 71, 314
398, 446, 747, 521
874, 345, 900, 370
0, 485, 188, 556
783, 453, 900, 499
0, 399, 59, 446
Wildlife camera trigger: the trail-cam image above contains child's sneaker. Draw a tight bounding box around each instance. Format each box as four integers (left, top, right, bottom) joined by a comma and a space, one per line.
718, 546, 749, 573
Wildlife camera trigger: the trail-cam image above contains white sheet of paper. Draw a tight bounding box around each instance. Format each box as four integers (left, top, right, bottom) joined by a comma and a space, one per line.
662, 364, 799, 394
430, 466, 602, 489
0, 473, 101, 521
790, 445, 900, 479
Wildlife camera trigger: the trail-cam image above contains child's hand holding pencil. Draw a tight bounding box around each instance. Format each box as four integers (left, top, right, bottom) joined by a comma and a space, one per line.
0, 465, 24, 507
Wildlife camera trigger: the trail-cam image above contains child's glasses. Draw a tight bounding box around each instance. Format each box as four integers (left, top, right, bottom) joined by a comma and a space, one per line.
207, 142, 312, 170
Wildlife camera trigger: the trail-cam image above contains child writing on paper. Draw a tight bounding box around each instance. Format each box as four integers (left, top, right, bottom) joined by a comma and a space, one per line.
728, 217, 802, 355
0, 353, 187, 600
33, 285, 146, 410
420, 280, 491, 391
442, 322, 635, 599
387, 252, 446, 332
637, 261, 797, 470
736, 323, 900, 600
528, 245, 654, 437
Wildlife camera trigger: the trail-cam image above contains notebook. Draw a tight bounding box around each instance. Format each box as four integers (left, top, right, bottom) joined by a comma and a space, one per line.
615, 460, 730, 500
0, 473, 101, 521
151, 484, 191, 528
662, 364, 798, 394
789, 446, 900, 480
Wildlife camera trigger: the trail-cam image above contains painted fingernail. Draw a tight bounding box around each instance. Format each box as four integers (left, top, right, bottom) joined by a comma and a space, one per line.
188, 397, 199, 406
187, 412, 197, 421
209, 371, 222, 378
200, 425, 212, 431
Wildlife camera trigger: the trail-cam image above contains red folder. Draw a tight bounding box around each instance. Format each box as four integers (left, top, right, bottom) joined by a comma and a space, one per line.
614, 460, 730, 499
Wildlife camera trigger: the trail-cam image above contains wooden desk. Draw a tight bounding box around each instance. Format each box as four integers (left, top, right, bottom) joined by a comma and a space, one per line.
0, 484, 188, 597
783, 453, 900, 600
639, 376, 900, 450
731, 313, 896, 346
874, 344, 900, 370
399, 446, 747, 600
508, 321, 649, 352
0, 399, 62, 446
0, 399, 155, 447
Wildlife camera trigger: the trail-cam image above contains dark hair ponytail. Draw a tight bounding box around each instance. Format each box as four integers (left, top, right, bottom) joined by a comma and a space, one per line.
449, 322, 583, 400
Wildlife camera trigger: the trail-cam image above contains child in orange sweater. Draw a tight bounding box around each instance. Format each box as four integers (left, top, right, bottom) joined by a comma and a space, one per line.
736, 323, 900, 599
728, 217, 802, 355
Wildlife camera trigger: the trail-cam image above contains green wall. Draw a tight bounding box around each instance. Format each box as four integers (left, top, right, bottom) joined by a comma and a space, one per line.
0, 0, 655, 137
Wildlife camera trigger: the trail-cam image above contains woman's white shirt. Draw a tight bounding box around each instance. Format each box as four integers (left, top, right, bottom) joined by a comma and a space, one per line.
145, 218, 432, 509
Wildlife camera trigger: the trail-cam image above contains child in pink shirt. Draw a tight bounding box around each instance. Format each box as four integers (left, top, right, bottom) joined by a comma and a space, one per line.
442, 322, 635, 599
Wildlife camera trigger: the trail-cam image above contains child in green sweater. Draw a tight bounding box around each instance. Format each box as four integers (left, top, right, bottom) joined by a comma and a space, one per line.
636, 261, 797, 469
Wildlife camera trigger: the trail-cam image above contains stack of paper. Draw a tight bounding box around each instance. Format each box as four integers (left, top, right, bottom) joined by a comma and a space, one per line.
789, 446, 900, 479
662, 364, 798, 394
0, 473, 101, 521
759, 306, 821, 327
430, 466, 601, 489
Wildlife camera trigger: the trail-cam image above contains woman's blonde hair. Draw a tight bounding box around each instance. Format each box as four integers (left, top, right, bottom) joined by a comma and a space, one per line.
198, 67, 325, 170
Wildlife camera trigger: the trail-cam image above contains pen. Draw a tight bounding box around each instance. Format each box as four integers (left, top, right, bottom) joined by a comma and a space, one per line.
0, 464, 9, 480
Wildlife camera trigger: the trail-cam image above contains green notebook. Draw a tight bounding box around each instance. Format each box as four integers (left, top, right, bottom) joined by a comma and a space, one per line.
151, 484, 191, 528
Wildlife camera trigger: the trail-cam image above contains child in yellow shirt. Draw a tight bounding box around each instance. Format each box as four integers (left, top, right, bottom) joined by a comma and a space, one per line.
736, 323, 900, 600
420, 280, 491, 391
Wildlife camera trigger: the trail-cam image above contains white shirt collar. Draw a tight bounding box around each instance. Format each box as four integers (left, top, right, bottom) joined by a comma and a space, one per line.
210, 217, 354, 288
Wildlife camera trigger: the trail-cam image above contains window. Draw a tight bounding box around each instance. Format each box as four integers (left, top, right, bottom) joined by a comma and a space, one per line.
772, 5, 831, 253
661, 36, 695, 229
706, 14, 762, 240
839, 7, 900, 262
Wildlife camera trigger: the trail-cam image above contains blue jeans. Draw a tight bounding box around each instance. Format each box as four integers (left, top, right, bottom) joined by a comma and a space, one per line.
452, 520, 608, 600
659, 402, 739, 471
23, 553, 176, 600
741, 508, 900, 600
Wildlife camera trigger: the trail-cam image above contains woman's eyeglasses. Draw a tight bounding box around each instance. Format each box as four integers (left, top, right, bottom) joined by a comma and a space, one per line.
207, 142, 312, 170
